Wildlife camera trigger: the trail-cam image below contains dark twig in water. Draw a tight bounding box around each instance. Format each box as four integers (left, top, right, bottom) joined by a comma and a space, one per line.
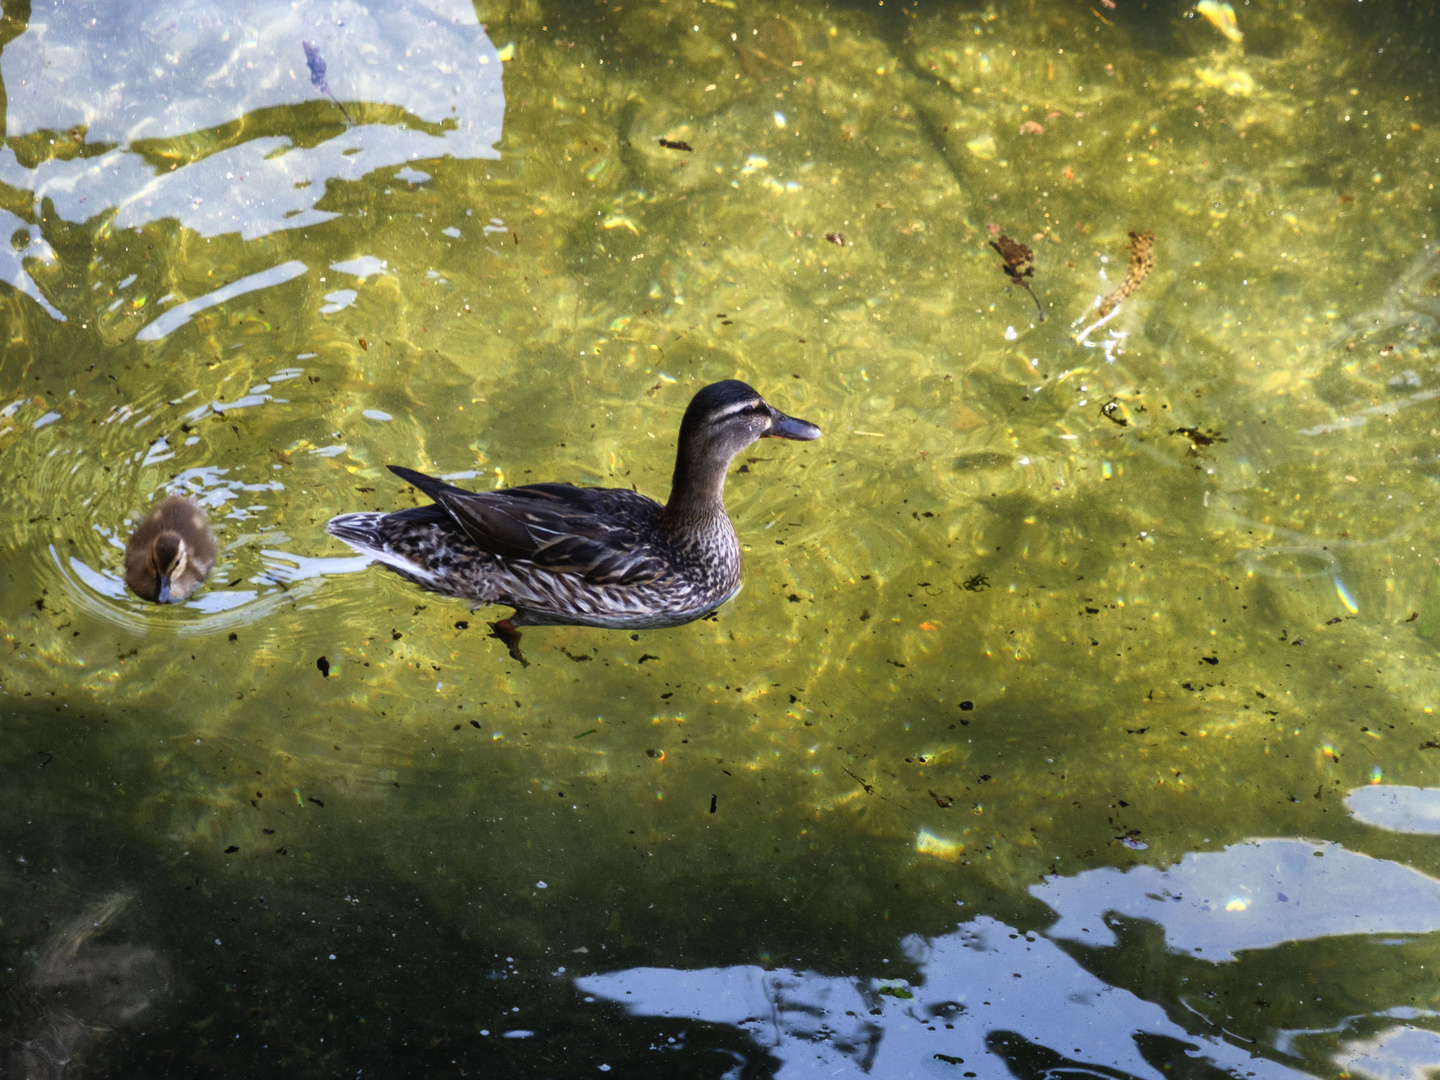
989, 235, 1046, 322
302, 41, 354, 125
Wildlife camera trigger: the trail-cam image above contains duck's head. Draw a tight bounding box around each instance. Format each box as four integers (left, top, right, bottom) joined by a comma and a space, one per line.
679, 379, 821, 452
149, 531, 190, 604
668, 380, 821, 512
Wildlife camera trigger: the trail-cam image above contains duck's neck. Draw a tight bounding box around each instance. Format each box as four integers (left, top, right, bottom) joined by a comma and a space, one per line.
660, 444, 732, 528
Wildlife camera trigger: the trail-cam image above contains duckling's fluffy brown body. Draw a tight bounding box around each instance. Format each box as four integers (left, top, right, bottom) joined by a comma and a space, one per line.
124, 495, 217, 604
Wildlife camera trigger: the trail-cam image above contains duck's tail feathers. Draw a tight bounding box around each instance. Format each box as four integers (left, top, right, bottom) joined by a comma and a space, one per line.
387, 464, 469, 502
326, 511, 388, 553
325, 512, 444, 588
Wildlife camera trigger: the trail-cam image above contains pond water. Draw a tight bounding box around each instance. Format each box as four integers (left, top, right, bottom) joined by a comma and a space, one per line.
1, 0, 1438, 1075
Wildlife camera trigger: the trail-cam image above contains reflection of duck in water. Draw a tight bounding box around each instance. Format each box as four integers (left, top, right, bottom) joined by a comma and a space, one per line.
124, 495, 217, 603
326, 380, 821, 662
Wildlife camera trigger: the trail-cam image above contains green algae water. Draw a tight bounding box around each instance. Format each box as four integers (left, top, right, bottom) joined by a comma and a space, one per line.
1, 0, 1439, 1074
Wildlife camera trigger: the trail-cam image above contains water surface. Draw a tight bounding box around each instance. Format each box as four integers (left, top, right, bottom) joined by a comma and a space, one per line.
2, 0, 1439, 1075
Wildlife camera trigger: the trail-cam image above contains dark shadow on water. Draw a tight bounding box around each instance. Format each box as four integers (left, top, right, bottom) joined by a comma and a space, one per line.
0, 697, 783, 1077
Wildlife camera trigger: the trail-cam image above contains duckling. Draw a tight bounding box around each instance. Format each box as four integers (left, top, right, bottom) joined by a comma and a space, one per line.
326, 380, 821, 662
124, 495, 217, 604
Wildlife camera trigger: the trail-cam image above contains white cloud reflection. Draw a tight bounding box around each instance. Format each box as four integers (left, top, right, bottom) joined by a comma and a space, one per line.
577, 913, 1309, 1080
0, 0, 503, 317
1346, 785, 1440, 836
135, 259, 307, 340
579, 839, 1440, 1078
1034, 838, 1440, 962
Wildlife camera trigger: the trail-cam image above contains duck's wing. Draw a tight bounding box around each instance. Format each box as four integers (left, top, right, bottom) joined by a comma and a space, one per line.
387, 466, 668, 586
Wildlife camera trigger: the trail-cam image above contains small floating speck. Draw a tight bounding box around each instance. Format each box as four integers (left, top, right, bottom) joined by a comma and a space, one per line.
362, 410, 393, 422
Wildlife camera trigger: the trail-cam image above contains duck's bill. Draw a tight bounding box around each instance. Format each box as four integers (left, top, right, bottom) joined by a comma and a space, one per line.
157, 576, 173, 604
767, 412, 822, 441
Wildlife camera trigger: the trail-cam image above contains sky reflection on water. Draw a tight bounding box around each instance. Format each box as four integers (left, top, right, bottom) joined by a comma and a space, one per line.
0, 0, 503, 253
579, 835, 1440, 1079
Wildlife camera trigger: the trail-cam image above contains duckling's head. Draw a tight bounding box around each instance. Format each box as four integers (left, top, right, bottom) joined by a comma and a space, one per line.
669, 381, 821, 512
149, 531, 190, 604
124, 494, 217, 604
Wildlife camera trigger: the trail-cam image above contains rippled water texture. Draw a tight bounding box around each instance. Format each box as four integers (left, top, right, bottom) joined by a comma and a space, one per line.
2, 0, 1439, 1075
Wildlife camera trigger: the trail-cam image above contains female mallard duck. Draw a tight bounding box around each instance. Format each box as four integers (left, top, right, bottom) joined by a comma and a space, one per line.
124, 495, 217, 604
326, 380, 820, 661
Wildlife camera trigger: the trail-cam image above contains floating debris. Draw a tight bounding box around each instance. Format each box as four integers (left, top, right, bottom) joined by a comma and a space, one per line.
989, 234, 1046, 322
1097, 230, 1155, 318
824, 231, 846, 245
1171, 425, 1226, 454
302, 41, 355, 124
657, 138, 694, 152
